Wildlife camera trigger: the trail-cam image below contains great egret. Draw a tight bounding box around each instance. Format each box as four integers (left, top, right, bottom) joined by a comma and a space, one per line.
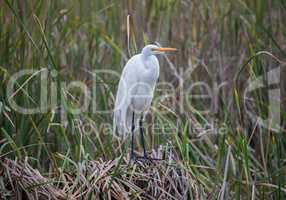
113, 44, 177, 160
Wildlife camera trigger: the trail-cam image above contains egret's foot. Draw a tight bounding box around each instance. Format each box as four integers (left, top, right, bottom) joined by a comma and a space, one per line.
129, 154, 163, 164
136, 155, 163, 162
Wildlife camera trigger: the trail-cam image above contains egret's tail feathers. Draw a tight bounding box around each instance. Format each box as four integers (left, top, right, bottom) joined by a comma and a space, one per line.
113, 109, 127, 136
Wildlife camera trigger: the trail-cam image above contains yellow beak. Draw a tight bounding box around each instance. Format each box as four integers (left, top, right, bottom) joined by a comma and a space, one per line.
154, 47, 177, 52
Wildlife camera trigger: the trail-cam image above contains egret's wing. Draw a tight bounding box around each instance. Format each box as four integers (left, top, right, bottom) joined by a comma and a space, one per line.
113, 55, 139, 135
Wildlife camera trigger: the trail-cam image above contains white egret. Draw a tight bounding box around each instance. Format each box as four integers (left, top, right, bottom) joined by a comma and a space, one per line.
113, 44, 177, 160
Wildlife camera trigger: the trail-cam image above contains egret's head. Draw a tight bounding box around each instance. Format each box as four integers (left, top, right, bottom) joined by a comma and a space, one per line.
142, 44, 177, 57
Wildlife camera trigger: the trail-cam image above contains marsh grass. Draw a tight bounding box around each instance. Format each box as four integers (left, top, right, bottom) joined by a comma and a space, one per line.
0, 0, 286, 199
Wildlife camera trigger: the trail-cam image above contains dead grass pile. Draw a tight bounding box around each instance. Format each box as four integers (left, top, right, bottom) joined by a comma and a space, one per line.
0, 156, 200, 200
0, 158, 66, 200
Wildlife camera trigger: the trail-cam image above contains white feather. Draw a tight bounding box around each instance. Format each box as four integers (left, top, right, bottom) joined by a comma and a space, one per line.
113, 44, 161, 135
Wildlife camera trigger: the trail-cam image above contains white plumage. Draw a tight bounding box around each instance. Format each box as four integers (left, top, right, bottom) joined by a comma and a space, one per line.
113, 44, 176, 136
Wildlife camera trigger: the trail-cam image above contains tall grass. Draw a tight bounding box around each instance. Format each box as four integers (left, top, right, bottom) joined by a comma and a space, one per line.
0, 0, 286, 199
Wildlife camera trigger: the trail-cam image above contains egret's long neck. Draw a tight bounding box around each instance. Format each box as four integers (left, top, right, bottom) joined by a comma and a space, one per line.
141, 50, 151, 59
141, 54, 155, 69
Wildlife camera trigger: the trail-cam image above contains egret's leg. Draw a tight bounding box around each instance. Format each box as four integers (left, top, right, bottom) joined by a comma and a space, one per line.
139, 115, 147, 158
130, 112, 135, 159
